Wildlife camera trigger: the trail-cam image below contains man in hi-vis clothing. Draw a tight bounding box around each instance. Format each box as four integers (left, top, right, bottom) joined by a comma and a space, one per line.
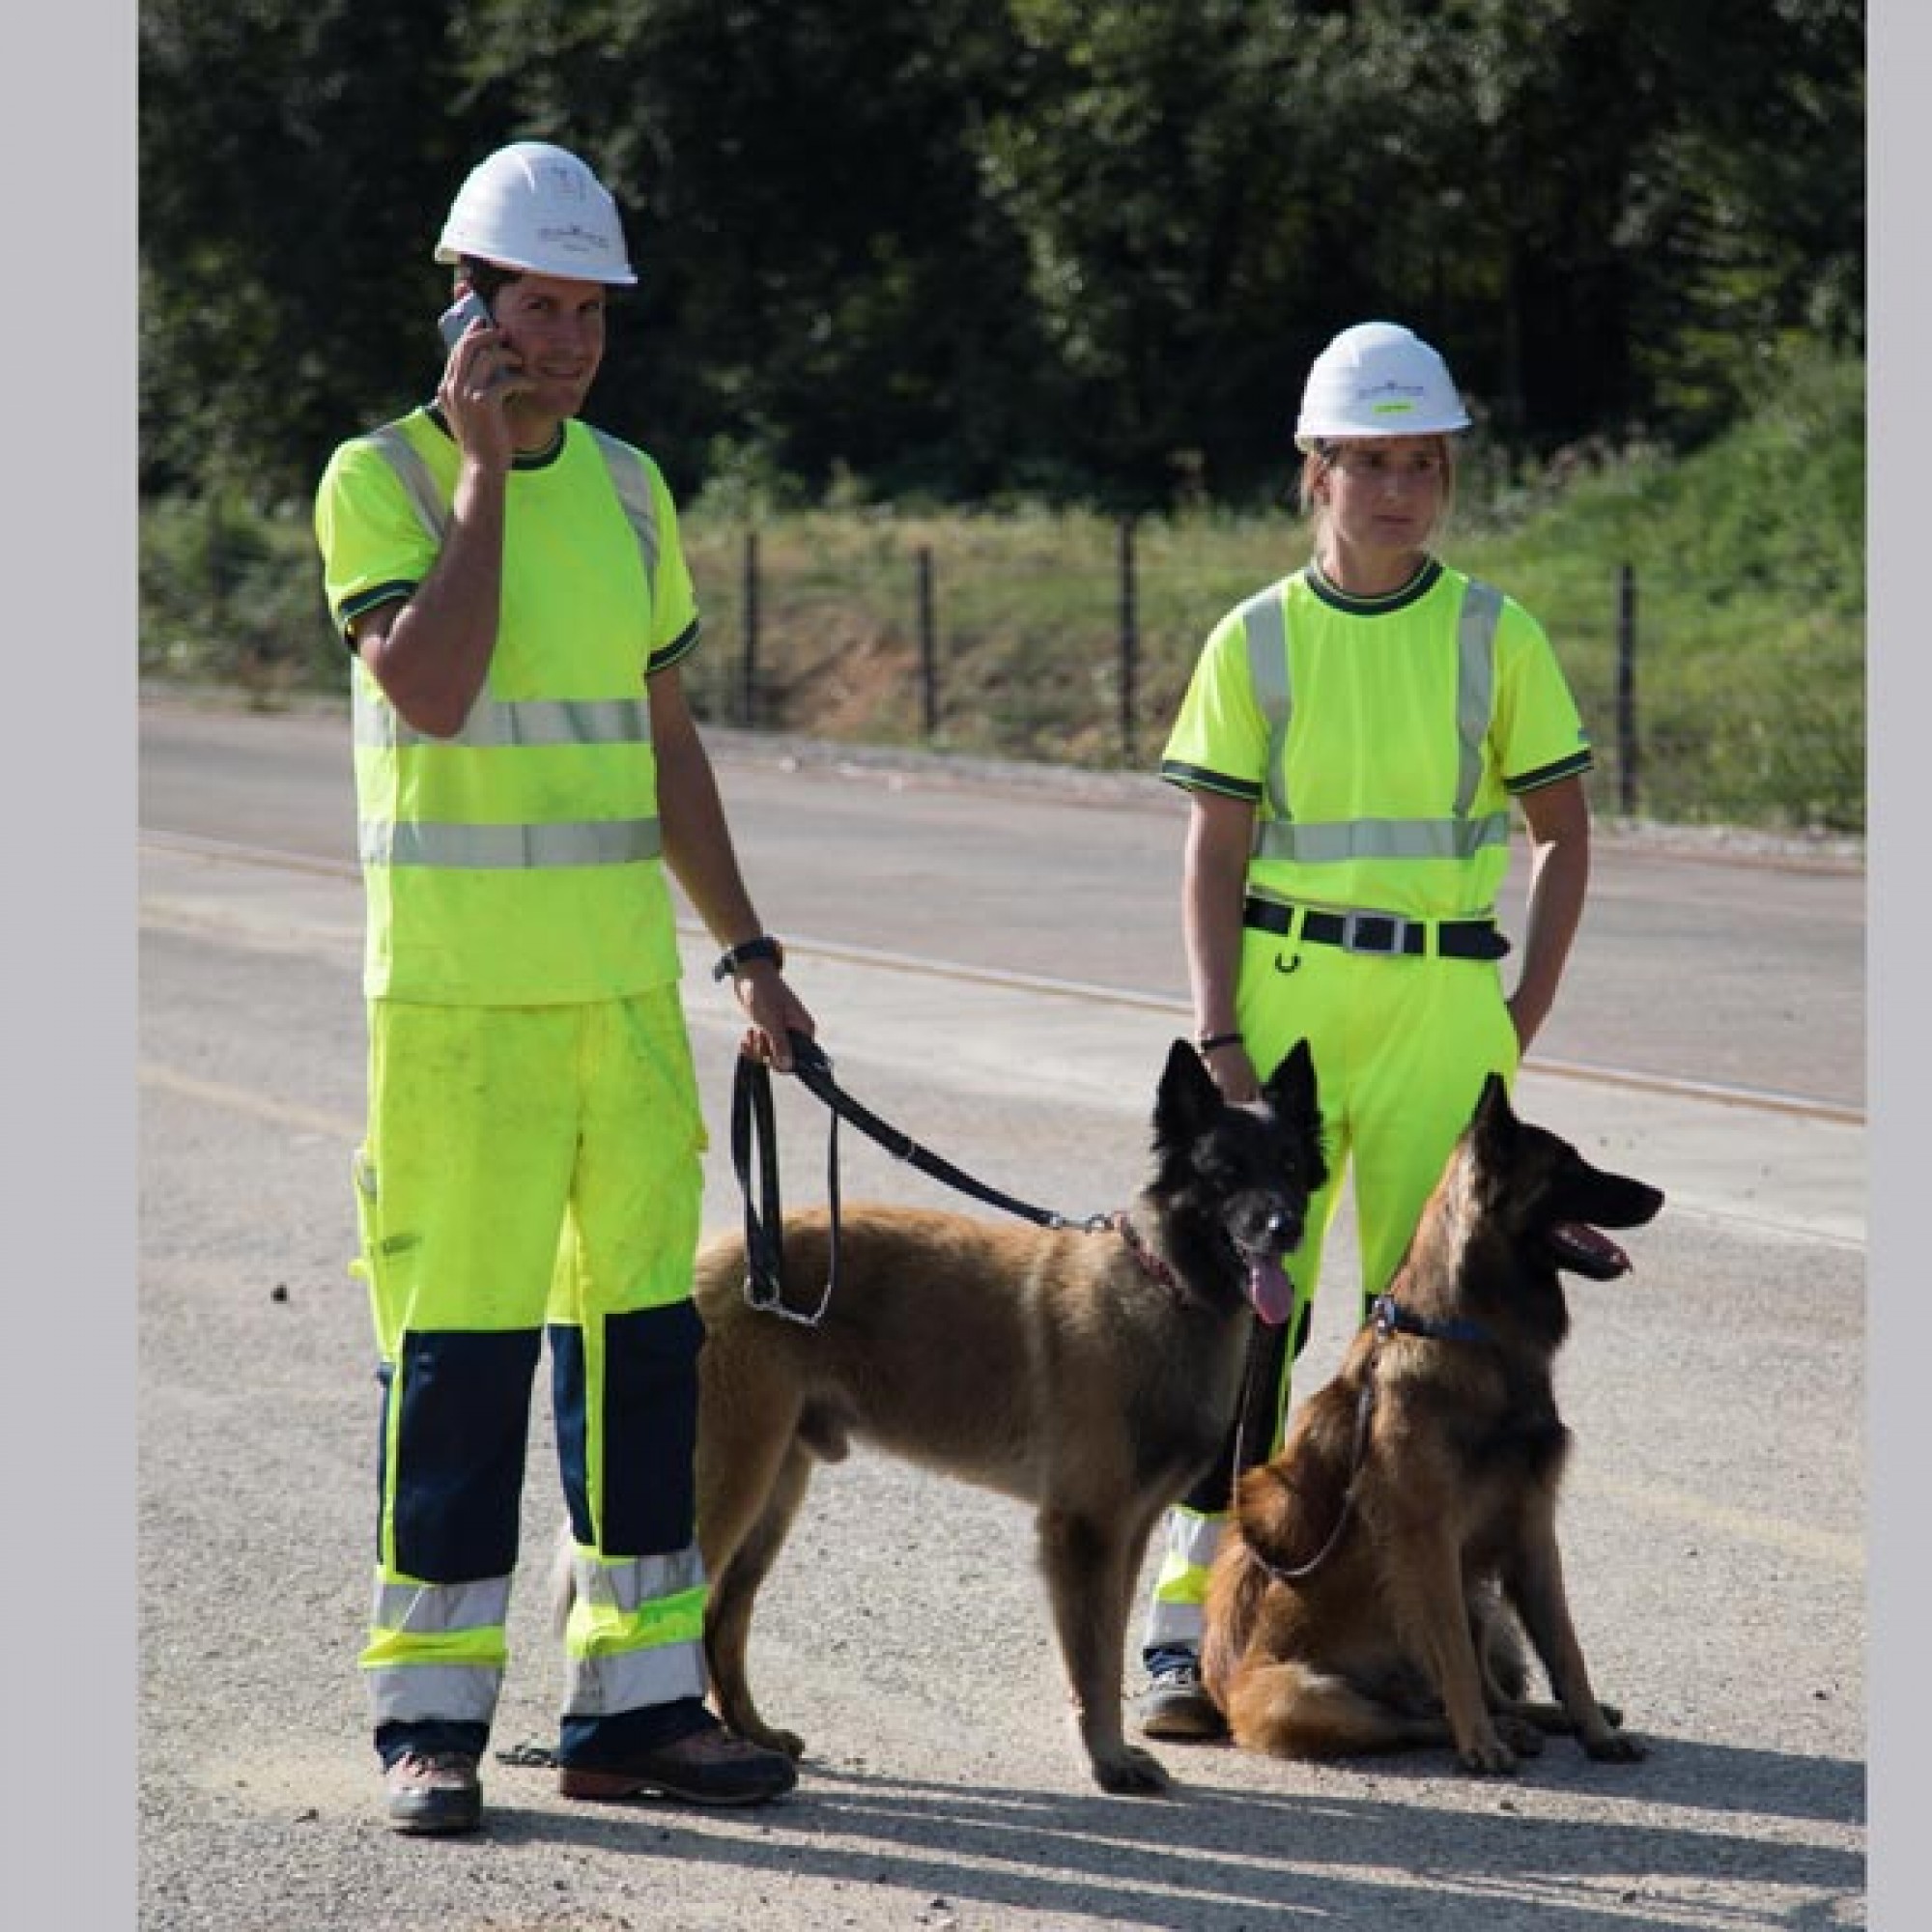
1135, 322, 1596, 1741
315, 141, 811, 1834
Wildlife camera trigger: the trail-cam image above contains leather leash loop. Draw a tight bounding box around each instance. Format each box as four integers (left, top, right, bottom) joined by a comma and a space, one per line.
730, 1029, 1110, 1324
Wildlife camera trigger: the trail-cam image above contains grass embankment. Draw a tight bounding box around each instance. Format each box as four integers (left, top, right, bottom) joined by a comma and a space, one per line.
140, 348, 1862, 832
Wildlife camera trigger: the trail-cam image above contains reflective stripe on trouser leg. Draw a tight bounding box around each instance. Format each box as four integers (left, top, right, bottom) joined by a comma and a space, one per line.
1142, 1505, 1229, 1652
562, 1545, 709, 1714
359, 1328, 544, 1724
363, 1576, 513, 1724
553, 1303, 710, 1714
544, 988, 712, 1716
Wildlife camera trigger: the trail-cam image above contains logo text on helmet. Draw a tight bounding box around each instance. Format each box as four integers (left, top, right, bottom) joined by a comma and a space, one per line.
537, 222, 611, 255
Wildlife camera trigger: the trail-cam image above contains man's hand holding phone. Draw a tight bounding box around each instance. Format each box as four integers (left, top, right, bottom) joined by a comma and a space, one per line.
435, 289, 526, 468
437, 289, 493, 352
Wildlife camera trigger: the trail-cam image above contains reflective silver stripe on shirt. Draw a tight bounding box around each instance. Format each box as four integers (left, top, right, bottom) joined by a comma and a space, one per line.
359, 817, 663, 868
371, 1577, 512, 1636
366, 424, 450, 542
562, 1635, 709, 1717
570, 1543, 707, 1619
1252, 811, 1511, 862
1239, 583, 1293, 824
367, 1661, 500, 1724
354, 682, 653, 752
1250, 576, 1506, 865
587, 426, 660, 592
1454, 579, 1503, 818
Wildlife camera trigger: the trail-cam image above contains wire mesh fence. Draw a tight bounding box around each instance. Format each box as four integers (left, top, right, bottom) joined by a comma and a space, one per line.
677, 516, 1865, 834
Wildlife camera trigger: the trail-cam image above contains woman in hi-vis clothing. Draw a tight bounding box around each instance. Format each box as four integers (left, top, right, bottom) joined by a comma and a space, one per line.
1135, 321, 1596, 1741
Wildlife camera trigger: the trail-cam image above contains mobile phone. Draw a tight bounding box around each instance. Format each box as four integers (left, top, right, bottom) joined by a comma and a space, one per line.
437, 289, 492, 351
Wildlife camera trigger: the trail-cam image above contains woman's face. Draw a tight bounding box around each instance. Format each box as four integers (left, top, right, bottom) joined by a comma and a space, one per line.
1313, 436, 1449, 561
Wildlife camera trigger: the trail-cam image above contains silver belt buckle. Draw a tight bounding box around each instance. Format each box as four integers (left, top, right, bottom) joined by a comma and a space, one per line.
1340, 909, 1410, 954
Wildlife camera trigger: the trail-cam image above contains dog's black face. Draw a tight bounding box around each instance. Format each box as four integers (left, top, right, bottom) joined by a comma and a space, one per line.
1149, 1038, 1329, 1325
1467, 1073, 1665, 1283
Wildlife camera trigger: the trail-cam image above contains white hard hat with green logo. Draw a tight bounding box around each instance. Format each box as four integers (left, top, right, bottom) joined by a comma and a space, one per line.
435, 141, 637, 286
1294, 321, 1469, 449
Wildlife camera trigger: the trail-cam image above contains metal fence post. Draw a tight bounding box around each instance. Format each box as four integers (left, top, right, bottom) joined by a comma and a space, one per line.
917, 545, 939, 739
207, 491, 228, 631
1118, 515, 1139, 764
1616, 561, 1638, 816
742, 528, 760, 729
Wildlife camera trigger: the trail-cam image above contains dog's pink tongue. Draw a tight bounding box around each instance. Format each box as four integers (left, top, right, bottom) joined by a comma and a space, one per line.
1556, 1222, 1632, 1273
1245, 1254, 1294, 1326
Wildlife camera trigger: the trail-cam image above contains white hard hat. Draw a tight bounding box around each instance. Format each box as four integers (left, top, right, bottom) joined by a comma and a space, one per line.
1294, 321, 1469, 449
435, 141, 637, 285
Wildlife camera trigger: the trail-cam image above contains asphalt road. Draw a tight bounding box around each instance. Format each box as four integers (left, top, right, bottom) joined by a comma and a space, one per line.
136, 695, 1867, 1930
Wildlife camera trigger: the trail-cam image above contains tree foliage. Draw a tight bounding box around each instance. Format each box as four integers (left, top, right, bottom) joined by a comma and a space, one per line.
139, 0, 1863, 509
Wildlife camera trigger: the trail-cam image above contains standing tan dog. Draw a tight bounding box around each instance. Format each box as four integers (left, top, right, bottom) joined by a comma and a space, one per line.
684, 1037, 1325, 1795
1201, 1073, 1662, 1774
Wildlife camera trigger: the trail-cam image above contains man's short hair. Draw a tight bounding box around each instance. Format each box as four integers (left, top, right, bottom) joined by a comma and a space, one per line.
456, 256, 524, 302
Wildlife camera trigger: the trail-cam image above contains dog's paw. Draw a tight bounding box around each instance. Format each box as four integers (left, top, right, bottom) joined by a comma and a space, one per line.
1456, 1735, 1520, 1776
1583, 1728, 1646, 1764
1495, 1714, 1548, 1757
1093, 1745, 1173, 1796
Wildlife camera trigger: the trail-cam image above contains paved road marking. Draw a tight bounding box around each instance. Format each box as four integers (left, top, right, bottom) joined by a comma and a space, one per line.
1573, 1467, 1863, 1573
137, 1060, 356, 1142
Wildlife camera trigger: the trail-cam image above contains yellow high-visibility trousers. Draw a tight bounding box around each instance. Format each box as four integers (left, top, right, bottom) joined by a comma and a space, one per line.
353, 986, 711, 1735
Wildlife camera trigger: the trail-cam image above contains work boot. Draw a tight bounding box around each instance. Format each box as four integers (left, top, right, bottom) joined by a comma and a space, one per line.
557, 1712, 798, 1807
383, 1748, 483, 1834
1135, 1653, 1228, 1741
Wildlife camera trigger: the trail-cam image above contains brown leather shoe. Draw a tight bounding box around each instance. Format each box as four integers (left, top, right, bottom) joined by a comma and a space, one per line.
384, 1748, 482, 1833
557, 1718, 798, 1807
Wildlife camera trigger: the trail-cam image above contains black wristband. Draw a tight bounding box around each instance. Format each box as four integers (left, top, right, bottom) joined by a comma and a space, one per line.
714, 935, 785, 982
1196, 1030, 1244, 1054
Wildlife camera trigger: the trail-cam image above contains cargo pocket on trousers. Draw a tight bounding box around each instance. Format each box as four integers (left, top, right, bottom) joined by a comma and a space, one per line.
351, 1147, 380, 1290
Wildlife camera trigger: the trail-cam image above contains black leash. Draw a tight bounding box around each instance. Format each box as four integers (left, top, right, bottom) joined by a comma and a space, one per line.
729, 1030, 1111, 1324
1229, 1311, 1293, 1492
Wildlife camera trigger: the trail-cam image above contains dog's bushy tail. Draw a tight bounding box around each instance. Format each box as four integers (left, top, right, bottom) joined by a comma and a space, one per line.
1201, 1530, 1272, 1704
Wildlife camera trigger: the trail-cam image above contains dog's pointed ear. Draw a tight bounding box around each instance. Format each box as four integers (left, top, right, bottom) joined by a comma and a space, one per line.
1155, 1037, 1221, 1143
1471, 1071, 1517, 1148
1264, 1037, 1319, 1117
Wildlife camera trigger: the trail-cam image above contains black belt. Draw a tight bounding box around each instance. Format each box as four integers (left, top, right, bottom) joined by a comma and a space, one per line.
1243, 896, 1509, 961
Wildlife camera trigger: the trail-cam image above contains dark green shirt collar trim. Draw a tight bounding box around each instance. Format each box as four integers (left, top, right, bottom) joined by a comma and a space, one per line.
422, 404, 569, 470
1303, 554, 1443, 616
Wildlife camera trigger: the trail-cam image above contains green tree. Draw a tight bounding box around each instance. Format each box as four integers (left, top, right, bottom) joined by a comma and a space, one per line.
140, 0, 488, 501
446, 0, 1051, 497
139, 0, 1863, 510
